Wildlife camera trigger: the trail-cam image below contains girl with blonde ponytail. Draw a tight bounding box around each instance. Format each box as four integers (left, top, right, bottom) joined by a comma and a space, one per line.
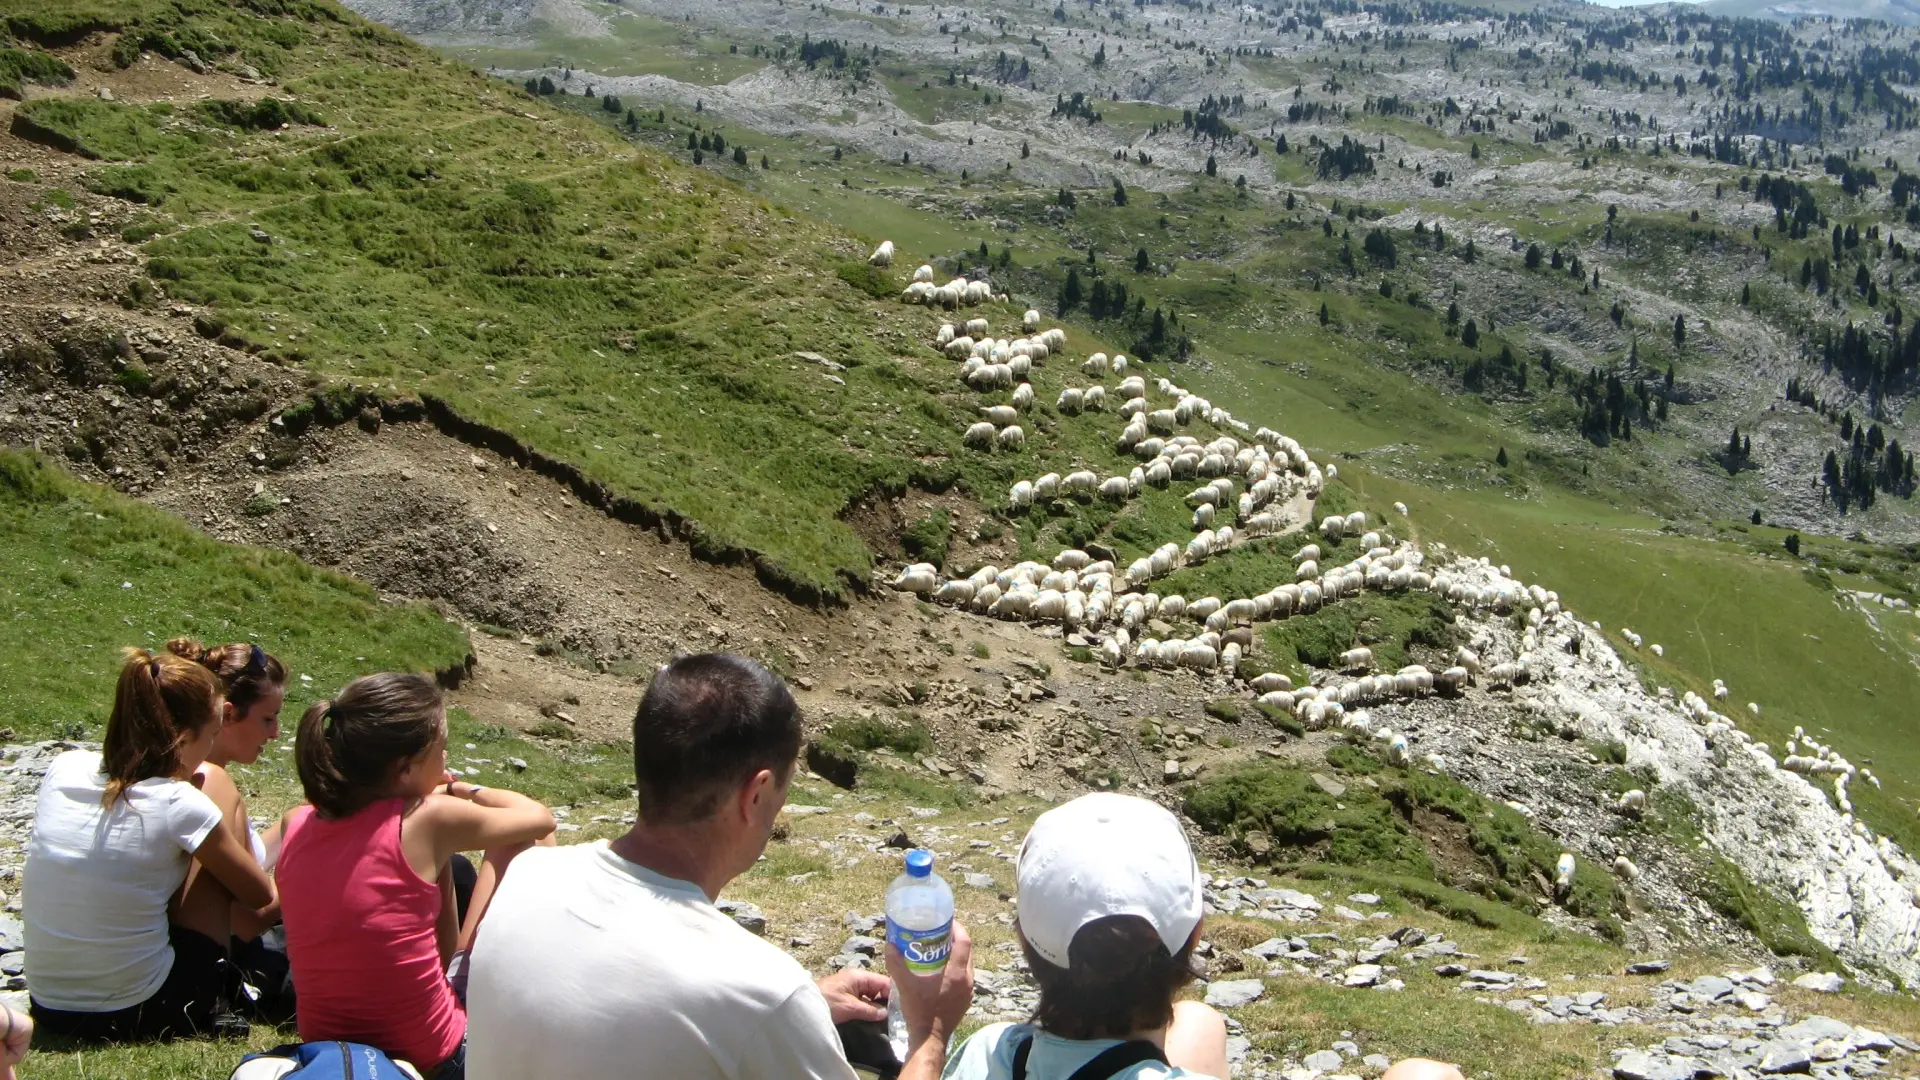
23, 648, 276, 1042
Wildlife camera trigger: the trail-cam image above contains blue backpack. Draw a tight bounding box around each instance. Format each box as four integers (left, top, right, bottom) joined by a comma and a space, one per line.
230, 1042, 426, 1080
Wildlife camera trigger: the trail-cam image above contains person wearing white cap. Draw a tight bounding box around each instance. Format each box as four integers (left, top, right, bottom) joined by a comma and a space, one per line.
939, 794, 1464, 1080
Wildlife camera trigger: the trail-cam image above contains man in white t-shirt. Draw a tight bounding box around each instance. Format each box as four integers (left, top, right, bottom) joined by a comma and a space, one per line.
464, 654, 976, 1080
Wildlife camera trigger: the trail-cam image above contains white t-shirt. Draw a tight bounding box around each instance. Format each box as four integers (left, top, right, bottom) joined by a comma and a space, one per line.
464, 842, 856, 1080
943, 1024, 1215, 1080
23, 749, 224, 1011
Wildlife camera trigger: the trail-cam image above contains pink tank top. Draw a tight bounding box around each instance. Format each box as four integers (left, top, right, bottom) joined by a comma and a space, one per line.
279, 799, 464, 1070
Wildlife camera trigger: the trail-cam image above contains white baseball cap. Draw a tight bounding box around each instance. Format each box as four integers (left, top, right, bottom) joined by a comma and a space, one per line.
1015, 793, 1204, 970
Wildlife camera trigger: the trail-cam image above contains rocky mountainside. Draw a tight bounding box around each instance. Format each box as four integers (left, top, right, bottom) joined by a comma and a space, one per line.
7, 0, 1920, 1075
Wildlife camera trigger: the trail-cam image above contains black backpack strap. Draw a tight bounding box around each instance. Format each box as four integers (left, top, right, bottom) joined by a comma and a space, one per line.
1013, 1034, 1169, 1080
1066, 1041, 1170, 1080
1011, 1031, 1036, 1080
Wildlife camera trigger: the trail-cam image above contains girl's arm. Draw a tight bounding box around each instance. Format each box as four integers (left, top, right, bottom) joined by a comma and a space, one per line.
193, 824, 276, 910
401, 787, 554, 879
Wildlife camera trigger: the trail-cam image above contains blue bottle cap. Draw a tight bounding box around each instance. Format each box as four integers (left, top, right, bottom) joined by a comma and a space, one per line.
905, 849, 934, 877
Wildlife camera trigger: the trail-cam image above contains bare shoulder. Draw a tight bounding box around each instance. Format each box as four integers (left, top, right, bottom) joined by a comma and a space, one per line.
194, 762, 241, 806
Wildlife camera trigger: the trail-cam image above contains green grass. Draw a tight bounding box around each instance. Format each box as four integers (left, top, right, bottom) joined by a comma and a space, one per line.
443, 710, 636, 810
0, 450, 470, 745
1254, 591, 1459, 684
0, 43, 72, 98
1184, 753, 1618, 930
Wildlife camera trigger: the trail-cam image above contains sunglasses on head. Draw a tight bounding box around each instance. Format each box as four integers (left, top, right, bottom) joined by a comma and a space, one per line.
243, 644, 268, 677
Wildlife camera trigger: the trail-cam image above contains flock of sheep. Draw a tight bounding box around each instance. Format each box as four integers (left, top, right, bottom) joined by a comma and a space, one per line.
868, 241, 1883, 890
879, 246, 1572, 757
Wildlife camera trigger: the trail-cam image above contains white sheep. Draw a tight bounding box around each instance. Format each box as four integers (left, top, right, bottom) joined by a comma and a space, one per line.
1012, 382, 1035, 411
1650, 643, 1664, 657
996, 425, 1025, 451
1083, 352, 1109, 376
1553, 852, 1576, 897
1612, 856, 1640, 881
981, 405, 1018, 426
1193, 504, 1216, 529
1064, 470, 1098, 495
1394, 501, 1409, 515
1022, 309, 1040, 333
933, 579, 974, 604
962, 422, 996, 448
1338, 646, 1373, 671
1098, 476, 1130, 501
869, 240, 894, 267
913, 264, 934, 283
1084, 385, 1107, 411
1176, 642, 1219, 670
1618, 789, 1646, 817
1485, 661, 1529, 688
1053, 549, 1091, 572
1008, 480, 1034, 511
889, 563, 936, 594
1385, 733, 1410, 766
1057, 387, 1084, 414
965, 317, 990, 338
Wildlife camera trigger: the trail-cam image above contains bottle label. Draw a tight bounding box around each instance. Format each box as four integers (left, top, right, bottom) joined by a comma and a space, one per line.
886, 917, 952, 973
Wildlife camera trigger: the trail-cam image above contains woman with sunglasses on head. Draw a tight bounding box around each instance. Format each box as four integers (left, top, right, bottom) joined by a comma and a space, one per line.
171, 640, 289, 892
171, 639, 294, 1011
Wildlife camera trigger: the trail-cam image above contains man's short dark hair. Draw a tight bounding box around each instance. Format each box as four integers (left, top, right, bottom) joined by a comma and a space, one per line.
632, 653, 802, 825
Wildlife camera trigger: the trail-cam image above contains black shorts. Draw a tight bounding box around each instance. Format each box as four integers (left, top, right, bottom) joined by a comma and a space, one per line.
30, 925, 232, 1042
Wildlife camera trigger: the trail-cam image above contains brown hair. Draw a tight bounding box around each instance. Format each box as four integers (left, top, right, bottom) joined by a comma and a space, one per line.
296, 673, 444, 819
1021, 915, 1198, 1041
167, 637, 287, 717
103, 648, 224, 808
631, 653, 802, 826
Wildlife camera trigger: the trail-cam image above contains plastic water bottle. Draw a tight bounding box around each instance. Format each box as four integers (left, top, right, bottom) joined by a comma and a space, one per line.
884, 848, 953, 1062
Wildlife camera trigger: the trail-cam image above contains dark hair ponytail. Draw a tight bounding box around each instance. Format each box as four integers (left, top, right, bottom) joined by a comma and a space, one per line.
103, 648, 222, 807
295, 673, 444, 819
167, 637, 287, 717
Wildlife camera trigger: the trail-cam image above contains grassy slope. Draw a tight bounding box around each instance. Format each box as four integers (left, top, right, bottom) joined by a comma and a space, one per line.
3, 0, 1148, 602
0, 449, 470, 744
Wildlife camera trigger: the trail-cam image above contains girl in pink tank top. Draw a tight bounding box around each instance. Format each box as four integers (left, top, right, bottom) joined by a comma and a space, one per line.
275, 674, 554, 1077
